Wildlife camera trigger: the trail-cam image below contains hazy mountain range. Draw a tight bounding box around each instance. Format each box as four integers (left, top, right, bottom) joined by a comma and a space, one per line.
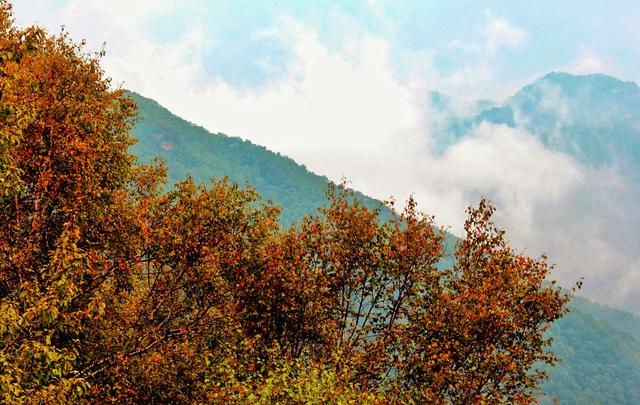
128, 72, 640, 403
432, 72, 640, 174
429, 72, 640, 315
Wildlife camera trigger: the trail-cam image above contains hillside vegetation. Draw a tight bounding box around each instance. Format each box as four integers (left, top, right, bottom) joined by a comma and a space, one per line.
130, 90, 640, 404
129, 92, 386, 226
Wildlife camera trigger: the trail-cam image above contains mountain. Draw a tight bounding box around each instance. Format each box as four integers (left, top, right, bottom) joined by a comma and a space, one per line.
128, 90, 640, 403
452, 72, 640, 181
431, 73, 640, 310
129, 92, 330, 226
128, 92, 392, 226
508, 73, 640, 180
432, 72, 640, 175
545, 297, 640, 403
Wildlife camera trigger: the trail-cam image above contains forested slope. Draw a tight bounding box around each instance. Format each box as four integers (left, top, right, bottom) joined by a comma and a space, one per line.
129, 92, 385, 226
544, 297, 640, 403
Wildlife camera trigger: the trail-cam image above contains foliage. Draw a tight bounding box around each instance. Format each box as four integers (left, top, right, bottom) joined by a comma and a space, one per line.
395, 201, 572, 403
0, 2, 134, 401
202, 348, 387, 404
0, 3, 574, 403
542, 297, 640, 404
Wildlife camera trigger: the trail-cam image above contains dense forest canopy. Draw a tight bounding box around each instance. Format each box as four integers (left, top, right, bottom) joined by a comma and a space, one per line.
0, 2, 574, 403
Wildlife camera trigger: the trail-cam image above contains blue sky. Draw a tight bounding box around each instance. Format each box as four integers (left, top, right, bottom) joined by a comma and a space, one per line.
16, 1, 640, 98
13, 1, 640, 311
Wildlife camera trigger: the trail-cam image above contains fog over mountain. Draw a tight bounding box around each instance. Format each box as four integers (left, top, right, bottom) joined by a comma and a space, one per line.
291, 72, 640, 313
427, 72, 640, 313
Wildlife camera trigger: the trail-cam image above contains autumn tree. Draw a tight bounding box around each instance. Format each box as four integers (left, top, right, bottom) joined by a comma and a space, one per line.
0, 3, 276, 397
0, 2, 575, 403
393, 200, 575, 403
295, 186, 446, 383
0, 1, 137, 400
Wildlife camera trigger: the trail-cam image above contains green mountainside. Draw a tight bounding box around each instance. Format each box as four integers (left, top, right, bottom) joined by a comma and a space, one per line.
545, 298, 640, 403
128, 90, 640, 403
129, 92, 403, 227
507, 72, 640, 176
129, 92, 334, 226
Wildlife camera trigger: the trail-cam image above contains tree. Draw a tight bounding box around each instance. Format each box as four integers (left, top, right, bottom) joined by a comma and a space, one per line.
0, 1, 136, 400
394, 200, 575, 403
0, 2, 575, 402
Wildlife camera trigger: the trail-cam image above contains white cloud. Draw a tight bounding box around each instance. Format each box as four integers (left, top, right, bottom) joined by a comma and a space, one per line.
293, 122, 581, 237
483, 12, 527, 54
13, 2, 418, 149
93, 15, 421, 156
569, 49, 606, 74
431, 123, 581, 230
508, 166, 640, 312
436, 13, 527, 97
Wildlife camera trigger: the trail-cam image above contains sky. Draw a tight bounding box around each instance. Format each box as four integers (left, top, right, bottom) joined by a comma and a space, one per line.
13, 1, 640, 312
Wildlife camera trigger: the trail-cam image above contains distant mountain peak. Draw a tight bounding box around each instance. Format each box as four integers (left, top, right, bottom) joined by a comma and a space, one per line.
528, 71, 640, 94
